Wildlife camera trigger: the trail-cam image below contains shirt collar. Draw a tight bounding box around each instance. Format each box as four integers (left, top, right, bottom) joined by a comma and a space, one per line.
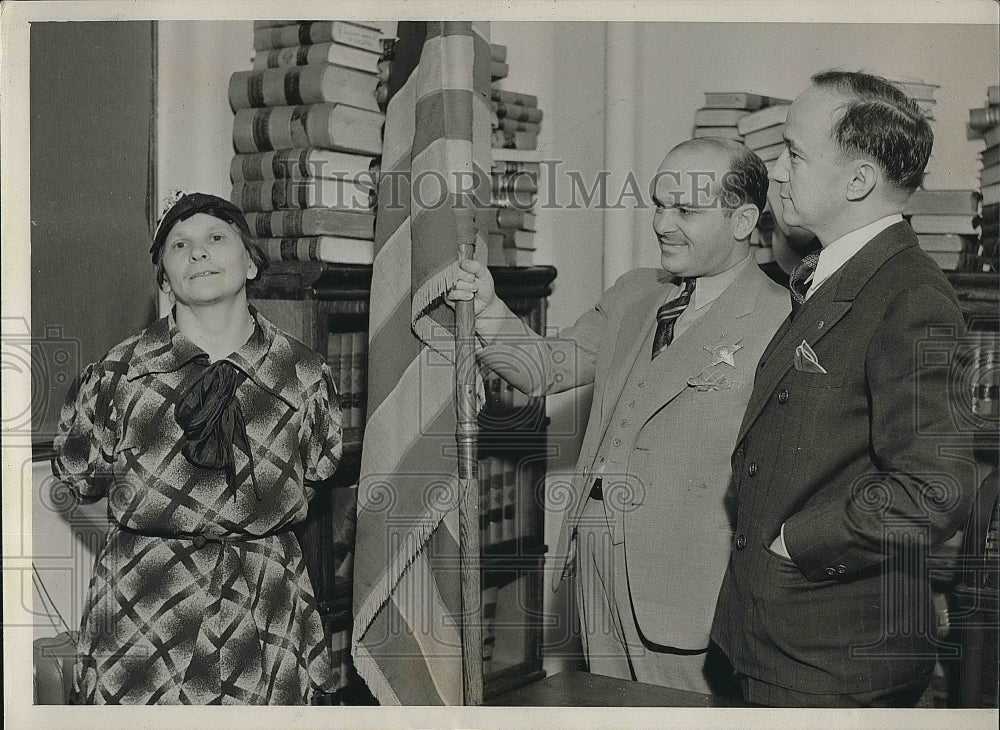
809, 214, 903, 298
126, 306, 296, 409
690, 253, 755, 310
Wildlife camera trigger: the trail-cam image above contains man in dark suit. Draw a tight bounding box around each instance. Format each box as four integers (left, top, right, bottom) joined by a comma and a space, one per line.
711, 70, 977, 707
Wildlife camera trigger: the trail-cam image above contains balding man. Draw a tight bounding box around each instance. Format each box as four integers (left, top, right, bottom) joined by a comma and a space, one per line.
448, 138, 789, 693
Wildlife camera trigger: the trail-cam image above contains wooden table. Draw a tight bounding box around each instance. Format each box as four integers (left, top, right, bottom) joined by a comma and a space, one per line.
487, 669, 749, 707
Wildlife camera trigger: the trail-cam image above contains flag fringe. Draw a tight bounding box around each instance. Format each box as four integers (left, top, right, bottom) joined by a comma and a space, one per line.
411, 266, 460, 360
351, 504, 448, 702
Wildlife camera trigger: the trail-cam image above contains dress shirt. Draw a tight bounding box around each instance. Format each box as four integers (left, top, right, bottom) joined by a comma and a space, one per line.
805, 214, 903, 300
674, 253, 756, 338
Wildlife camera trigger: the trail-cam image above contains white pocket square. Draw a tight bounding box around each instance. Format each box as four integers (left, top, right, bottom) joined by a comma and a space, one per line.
794, 340, 828, 374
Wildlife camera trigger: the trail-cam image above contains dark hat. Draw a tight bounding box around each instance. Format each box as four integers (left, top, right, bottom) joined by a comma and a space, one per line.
150, 192, 252, 263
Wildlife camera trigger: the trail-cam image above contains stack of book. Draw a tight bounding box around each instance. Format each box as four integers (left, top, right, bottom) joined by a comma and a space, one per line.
326, 330, 368, 449
693, 91, 789, 142
737, 104, 790, 172
488, 46, 541, 267
889, 78, 938, 182
904, 189, 982, 271
229, 20, 384, 265
973, 85, 1000, 271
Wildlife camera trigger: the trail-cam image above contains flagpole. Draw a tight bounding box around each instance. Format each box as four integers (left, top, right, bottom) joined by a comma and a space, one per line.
455, 236, 484, 706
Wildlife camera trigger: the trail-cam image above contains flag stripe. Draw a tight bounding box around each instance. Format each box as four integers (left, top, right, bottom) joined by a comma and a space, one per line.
353, 19, 491, 706
411, 93, 476, 170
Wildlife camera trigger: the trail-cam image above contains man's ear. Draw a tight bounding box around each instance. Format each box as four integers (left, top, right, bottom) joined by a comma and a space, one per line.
846, 160, 878, 201
731, 203, 760, 241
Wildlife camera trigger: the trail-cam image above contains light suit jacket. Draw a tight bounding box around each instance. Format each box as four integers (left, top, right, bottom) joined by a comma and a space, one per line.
479, 261, 790, 649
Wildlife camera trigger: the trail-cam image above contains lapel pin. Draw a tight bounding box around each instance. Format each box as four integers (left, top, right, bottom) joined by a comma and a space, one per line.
705, 339, 744, 368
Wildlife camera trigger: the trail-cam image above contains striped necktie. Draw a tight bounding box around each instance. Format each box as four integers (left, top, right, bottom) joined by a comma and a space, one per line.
789, 252, 820, 314
651, 278, 696, 359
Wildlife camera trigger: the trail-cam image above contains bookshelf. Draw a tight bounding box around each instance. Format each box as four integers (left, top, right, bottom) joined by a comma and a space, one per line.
248, 262, 557, 703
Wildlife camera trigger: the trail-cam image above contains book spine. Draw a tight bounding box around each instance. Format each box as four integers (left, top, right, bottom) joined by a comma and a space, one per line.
252, 42, 380, 71
245, 209, 375, 239
490, 189, 537, 209
233, 104, 384, 155
491, 61, 509, 80
327, 332, 345, 395
488, 457, 504, 545
982, 145, 1000, 170
482, 585, 498, 674
501, 456, 516, 543
491, 172, 538, 194
490, 88, 538, 108
340, 333, 354, 444
253, 21, 382, 53
703, 92, 770, 110
494, 208, 528, 230
492, 129, 537, 150
490, 44, 507, 63
479, 457, 492, 546
491, 160, 541, 176
969, 106, 1000, 131
253, 45, 316, 69
233, 105, 310, 153
350, 332, 366, 429
491, 101, 544, 123
229, 65, 377, 112
497, 118, 541, 134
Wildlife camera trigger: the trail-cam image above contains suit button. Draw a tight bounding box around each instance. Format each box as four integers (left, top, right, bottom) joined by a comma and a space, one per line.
836, 564, 847, 574
825, 567, 837, 576
628, 400, 636, 408
638, 381, 646, 388
612, 438, 621, 447
619, 419, 628, 427
748, 462, 758, 477
777, 389, 789, 403
735, 534, 747, 550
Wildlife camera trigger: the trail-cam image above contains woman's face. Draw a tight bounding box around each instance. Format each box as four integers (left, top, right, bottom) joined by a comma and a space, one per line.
159, 213, 255, 307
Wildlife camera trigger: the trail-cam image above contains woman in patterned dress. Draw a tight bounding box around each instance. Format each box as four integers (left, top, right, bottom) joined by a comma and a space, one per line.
53, 192, 343, 704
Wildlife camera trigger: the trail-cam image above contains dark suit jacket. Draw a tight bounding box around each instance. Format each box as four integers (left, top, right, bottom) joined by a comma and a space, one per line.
711, 221, 977, 694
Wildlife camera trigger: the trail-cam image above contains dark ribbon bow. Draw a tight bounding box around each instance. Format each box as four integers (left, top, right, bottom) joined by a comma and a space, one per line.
175, 358, 261, 501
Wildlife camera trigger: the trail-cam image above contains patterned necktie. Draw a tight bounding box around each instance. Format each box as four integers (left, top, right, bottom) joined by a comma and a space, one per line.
789, 252, 820, 314
651, 278, 696, 359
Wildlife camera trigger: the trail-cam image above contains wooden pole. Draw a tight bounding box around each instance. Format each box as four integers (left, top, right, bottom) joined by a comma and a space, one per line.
456, 239, 483, 706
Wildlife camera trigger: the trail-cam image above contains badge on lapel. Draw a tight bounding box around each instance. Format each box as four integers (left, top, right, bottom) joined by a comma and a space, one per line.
687, 339, 745, 391
704, 339, 743, 368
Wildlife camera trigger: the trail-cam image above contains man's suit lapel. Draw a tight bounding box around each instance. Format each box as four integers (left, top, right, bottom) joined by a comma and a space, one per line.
632, 261, 764, 428
594, 277, 673, 447
736, 221, 919, 445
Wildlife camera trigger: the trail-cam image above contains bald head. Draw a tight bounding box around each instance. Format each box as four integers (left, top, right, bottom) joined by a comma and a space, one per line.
663, 138, 769, 214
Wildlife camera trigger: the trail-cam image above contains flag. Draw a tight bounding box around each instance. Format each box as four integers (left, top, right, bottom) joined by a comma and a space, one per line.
351, 21, 493, 705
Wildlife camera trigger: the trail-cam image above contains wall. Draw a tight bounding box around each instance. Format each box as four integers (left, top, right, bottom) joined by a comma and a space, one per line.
630, 21, 999, 268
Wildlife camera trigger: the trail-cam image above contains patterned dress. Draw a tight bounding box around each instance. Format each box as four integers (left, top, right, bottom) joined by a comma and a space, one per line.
53, 309, 343, 704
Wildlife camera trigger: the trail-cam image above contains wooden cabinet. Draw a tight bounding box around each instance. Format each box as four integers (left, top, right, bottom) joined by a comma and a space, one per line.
248, 262, 557, 704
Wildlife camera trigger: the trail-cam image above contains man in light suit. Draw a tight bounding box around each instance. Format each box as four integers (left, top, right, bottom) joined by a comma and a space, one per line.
711, 71, 977, 707
447, 138, 790, 693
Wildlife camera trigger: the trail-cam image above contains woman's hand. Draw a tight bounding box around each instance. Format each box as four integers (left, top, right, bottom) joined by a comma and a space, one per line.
445, 259, 499, 316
